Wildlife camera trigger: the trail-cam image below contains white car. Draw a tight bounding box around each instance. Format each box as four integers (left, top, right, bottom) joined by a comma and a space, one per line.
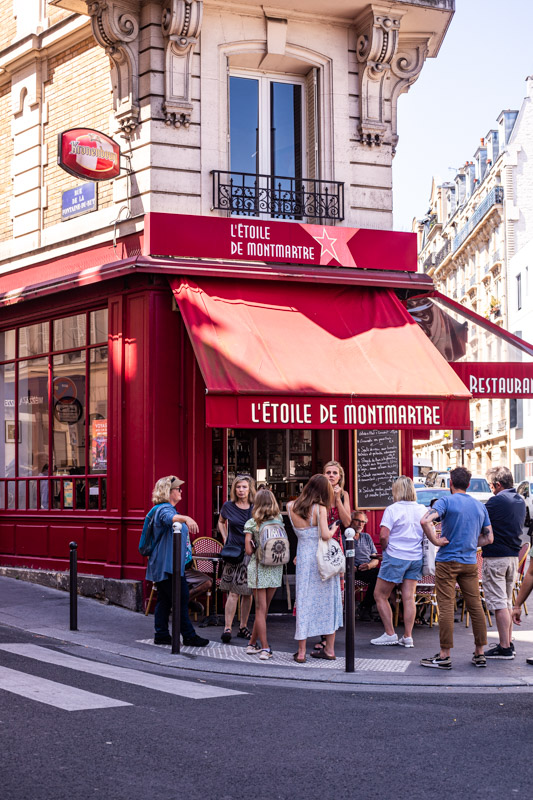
425, 471, 492, 504
516, 481, 533, 526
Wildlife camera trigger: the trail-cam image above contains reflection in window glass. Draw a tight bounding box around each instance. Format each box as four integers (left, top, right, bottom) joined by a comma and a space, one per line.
18, 358, 49, 480
0, 329, 15, 361
53, 314, 86, 351
230, 77, 259, 175
52, 352, 86, 475
271, 82, 302, 179
19, 323, 49, 357
0, 363, 15, 479
89, 347, 108, 473
90, 309, 108, 344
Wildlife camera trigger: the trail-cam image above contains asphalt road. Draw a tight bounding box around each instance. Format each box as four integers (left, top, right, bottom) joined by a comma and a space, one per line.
0, 623, 531, 800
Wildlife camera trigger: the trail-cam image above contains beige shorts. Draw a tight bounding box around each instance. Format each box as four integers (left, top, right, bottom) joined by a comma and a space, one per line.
482, 557, 518, 611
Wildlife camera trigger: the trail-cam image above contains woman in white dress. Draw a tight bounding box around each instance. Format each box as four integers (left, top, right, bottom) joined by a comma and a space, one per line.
287, 475, 343, 663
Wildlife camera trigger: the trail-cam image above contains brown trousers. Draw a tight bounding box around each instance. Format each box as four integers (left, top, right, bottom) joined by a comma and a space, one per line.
435, 561, 487, 650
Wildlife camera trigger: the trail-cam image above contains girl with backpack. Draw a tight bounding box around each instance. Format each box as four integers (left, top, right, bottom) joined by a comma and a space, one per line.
244, 489, 289, 661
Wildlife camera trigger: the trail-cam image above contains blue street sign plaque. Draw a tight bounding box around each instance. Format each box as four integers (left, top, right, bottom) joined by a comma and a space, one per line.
61, 182, 97, 221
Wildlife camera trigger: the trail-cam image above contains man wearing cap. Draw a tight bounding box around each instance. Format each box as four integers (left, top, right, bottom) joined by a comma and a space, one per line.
146, 475, 210, 647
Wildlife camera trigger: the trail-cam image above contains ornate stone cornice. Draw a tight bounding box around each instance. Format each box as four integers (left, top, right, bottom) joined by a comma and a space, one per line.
354, 7, 429, 151
161, 1, 203, 128
86, 0, 141, 136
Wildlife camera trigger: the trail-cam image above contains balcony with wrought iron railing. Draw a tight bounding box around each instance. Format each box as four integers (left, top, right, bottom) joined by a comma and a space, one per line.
423, 253, 435, 272
434, 239, 451, 268
211, 171, 345, 221
452, 186, 504, 253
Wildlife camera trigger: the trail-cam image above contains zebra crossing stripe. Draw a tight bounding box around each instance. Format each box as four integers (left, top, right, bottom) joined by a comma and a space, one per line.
0, 644, 246, 700
0, 665, 131, 711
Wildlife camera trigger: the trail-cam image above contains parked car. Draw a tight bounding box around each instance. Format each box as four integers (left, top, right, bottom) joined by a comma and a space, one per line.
424, 471, 492, 503
516, 480, 533, 526
415, 487, 449, 507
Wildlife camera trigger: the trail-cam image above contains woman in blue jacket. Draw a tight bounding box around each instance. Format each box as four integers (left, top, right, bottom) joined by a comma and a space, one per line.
146, 475, 209, 647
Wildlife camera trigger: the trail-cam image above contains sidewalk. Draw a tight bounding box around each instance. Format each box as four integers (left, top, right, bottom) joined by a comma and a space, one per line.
1, 575, 533, 688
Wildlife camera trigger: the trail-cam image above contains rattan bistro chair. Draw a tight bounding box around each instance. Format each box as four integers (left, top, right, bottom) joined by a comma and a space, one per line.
415, 575, 439, 627
462, 549, 492, 628
192, 536, 223, 617
513, 541, 531, 615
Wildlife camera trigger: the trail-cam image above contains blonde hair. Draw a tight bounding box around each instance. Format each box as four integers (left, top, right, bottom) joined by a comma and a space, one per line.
252, 489, 280, 525
324, 460, 345, 490
152, 475, 180, 505
229, 475, 256, 503
392, 475, 416, 503
293, 474, 334, 521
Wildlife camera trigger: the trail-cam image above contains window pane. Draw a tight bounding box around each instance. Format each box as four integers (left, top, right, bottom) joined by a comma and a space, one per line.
90, 309, 108, 344
52, 352, 86, 475
1, 363, 15, 479
54, 314, 86, 351
19, 323, 49, 357
230, 77, 259, 175
18, 358, 49, 479
0, 329, 15, 361
271, 82, 302, 179
89, 347, 108, 473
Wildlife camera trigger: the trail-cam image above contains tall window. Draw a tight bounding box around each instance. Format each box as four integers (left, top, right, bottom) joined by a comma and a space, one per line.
230, 74, 304, 184
0, 309, 108, 511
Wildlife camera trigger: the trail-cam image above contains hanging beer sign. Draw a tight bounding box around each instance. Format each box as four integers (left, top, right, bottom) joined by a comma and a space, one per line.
58, 128, 121, 181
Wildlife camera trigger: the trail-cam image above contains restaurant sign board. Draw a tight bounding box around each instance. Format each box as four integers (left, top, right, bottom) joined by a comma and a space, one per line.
146, 212, 417, 272
58, 128, 121, 182
205, 396, 470, 430
450, 363, 533, 398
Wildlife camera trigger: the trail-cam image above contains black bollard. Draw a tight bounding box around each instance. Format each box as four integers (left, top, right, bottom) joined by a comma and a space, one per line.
69, 541, 78, 631
344, 527, 355, 672
171, 522, 182, 654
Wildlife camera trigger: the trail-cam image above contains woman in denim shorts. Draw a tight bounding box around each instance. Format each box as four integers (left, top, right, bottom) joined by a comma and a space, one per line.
370, 476, 425, 648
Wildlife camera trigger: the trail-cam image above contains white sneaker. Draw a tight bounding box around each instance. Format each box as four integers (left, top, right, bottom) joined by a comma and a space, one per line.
370, 633, 398, 646
398, 636, 414, 648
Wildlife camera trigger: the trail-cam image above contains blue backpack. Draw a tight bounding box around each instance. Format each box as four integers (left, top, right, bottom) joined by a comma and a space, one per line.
138, 505, 161, 556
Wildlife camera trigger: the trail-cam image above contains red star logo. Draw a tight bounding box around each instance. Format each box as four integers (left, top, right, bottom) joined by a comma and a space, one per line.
312, 227, 339, 262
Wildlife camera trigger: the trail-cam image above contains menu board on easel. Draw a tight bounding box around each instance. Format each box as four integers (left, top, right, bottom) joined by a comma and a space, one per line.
354, 429, 401, 509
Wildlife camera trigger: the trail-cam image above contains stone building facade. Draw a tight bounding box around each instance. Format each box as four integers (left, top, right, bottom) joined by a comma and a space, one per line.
413, 92, 533, 478
0, 1, 456, 587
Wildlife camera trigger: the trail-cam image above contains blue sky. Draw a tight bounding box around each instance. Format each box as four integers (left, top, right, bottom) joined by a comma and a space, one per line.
393, 0, 533, 231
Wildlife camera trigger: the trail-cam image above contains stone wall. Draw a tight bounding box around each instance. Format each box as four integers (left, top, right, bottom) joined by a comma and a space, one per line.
0, 82, 13, 242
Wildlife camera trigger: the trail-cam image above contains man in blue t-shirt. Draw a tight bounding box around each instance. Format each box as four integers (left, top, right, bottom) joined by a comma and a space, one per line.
482, 466, 525, 660
419, 466, 493, 670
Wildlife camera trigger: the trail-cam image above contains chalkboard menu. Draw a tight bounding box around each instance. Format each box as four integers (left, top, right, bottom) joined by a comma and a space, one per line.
355, 430, 401, 509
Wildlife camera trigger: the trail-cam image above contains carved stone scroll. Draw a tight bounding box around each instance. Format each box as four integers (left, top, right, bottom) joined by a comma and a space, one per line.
355, 7, 428, 150
161, 1, 203, 128
86, 0, 141, 136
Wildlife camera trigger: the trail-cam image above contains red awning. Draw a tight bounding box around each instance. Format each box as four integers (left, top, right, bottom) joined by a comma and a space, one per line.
169, 277, 471, 429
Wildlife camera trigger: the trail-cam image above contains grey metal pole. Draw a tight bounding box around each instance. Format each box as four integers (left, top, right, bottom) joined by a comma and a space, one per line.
344, 527, 355, 673
69, 541, 78, 631
171, 522, 182, 654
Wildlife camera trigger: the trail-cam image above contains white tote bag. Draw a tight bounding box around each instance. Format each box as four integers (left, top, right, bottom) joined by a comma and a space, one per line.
422, 535, 438, 577
316, 537, 346, 582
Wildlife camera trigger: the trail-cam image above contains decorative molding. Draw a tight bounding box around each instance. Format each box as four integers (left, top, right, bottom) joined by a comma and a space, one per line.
161, 1, 203, 128
355, 7, 429, 150
86, 0, 141, 136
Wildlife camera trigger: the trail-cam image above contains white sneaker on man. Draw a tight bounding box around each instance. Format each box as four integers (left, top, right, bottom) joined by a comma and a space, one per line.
398, 636, 414, 648
370, 633, 398, 646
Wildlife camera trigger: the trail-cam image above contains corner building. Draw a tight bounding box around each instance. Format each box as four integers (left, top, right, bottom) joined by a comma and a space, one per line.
0, 1, 462, 595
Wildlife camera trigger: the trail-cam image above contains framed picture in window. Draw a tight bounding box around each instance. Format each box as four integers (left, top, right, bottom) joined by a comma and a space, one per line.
5, 420, 21, 443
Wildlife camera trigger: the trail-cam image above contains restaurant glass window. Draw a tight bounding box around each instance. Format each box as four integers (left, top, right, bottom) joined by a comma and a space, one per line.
0, 308, 108, 512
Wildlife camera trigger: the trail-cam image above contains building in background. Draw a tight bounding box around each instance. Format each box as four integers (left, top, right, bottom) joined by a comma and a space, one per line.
0, 1, 458, 596
414, 80, 533, 479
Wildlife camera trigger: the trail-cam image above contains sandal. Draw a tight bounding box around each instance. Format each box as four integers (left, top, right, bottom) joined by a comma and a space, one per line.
237, 626, 252, 640
293, 653, 306, 663
310, 649, 336, 661
313, 636, 327, 652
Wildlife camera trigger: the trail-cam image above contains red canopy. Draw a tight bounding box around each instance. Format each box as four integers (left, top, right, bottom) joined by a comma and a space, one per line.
170, 277, 471, 429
